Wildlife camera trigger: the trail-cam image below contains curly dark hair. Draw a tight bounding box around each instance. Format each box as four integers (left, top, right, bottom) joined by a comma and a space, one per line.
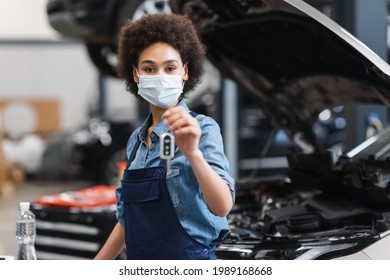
116, 13, 207, 97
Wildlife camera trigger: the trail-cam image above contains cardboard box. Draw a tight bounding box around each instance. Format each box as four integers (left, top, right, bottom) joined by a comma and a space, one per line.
0, 98, 59, 136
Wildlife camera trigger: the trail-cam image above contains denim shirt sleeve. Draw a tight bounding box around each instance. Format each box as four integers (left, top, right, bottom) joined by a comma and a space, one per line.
196, 115, 236, 202
170, 113, 235, 245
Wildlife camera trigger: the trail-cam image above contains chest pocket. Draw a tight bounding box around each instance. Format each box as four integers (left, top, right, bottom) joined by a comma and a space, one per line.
121, 179, 160, 202
120, 177, 163, 245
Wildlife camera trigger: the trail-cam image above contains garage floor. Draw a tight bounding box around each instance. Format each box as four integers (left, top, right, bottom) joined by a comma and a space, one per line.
0, 178, 91, 258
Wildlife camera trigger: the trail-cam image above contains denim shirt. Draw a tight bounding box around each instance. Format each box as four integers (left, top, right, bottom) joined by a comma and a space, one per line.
116, 101, 236, 246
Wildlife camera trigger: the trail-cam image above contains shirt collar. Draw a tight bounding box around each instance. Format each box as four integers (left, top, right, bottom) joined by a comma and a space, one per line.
137, 100, 189, 141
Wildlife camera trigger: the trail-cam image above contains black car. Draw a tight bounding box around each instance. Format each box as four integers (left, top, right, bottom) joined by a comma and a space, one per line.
46, 0, 172, 78
45, 0, 390, 259
169, 0, 390, 259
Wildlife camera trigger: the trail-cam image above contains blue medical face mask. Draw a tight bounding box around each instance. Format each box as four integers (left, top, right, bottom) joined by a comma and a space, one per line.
135, 66, 186, 109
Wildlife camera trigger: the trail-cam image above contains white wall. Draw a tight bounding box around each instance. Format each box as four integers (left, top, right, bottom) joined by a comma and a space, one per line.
0, 42, 98, 132
0, 0, 137, 135
0, 0, 60, 40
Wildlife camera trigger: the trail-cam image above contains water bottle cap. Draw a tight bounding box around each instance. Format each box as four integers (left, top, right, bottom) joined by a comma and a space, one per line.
19, 202, 30, 211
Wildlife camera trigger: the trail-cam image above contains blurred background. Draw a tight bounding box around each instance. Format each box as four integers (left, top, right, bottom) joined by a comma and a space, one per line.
1, 0, 390, 259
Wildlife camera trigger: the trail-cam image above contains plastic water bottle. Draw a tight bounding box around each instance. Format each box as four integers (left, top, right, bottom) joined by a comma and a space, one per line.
16, 202, 37, 260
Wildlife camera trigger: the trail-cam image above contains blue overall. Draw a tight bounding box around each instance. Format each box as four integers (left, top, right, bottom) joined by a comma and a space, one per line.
120, 138, 216, 260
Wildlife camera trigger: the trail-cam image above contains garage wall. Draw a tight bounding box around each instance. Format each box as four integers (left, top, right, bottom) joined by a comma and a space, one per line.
0, 42, 138, 135
0, 42, 97, 133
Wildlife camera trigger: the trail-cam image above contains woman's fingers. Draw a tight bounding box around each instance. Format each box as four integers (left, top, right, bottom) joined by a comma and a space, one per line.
163, 107, 197, 133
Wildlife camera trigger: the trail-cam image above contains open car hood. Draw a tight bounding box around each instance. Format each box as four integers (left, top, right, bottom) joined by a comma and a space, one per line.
170, 0, 390, 153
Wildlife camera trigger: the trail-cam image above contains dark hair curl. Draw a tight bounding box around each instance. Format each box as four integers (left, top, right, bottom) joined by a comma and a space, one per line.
116, 13, 206, 97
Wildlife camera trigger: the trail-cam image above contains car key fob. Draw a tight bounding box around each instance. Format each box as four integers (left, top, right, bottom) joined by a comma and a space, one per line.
160, 132, 175, 172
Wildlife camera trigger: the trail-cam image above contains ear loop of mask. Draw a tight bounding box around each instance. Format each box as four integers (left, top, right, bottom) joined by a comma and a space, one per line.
133, 65, 140, 82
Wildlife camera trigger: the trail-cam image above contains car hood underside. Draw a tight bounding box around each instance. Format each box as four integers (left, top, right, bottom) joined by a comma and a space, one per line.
170, 0, 390, 152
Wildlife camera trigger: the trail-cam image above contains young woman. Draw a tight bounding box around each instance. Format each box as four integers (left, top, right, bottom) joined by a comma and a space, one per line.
94, 13, 235, 260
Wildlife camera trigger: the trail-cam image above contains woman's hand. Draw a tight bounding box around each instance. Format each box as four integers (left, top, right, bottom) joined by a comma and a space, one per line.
163, 107, 201, 159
